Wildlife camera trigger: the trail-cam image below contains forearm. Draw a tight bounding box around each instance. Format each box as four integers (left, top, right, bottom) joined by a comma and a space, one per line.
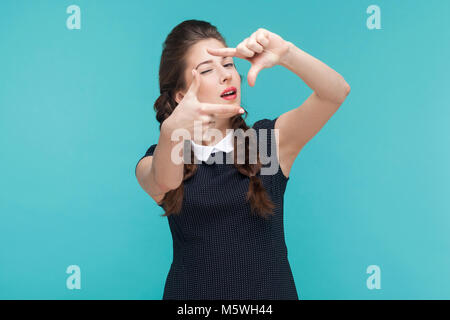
279, 41, 350, 104
148, 119, 184, 191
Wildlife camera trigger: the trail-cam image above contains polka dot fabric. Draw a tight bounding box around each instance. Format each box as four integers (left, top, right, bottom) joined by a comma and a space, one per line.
136, 117, 298, 300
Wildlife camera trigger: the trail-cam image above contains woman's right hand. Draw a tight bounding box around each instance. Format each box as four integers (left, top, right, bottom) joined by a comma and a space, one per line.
163, 69, 244, 140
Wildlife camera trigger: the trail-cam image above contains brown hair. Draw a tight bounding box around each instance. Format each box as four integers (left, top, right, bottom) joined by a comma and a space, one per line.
154, 19, 275, 219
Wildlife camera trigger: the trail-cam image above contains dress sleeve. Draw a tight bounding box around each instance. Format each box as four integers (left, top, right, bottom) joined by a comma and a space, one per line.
135, 144, 166, 209
252, 117, 289, 189
135, 143, 157, 176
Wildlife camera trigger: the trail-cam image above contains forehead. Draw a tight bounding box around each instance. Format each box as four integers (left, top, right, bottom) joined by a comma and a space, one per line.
185, 38, 227, 67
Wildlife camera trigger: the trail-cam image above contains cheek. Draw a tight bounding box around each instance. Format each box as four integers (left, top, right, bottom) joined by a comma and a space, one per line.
199, 82, 217, 98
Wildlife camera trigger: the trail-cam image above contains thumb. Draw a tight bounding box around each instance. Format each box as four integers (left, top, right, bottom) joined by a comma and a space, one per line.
247, 63, 264, 87
187, 69, 201, 96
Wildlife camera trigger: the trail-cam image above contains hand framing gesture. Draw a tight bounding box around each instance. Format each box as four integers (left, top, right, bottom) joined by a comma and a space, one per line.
165, 69, 245, 138
207, 28, 291, 87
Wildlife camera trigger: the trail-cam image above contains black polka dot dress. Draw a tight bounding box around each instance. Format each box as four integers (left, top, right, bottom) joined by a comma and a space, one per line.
136, 117, 299, 300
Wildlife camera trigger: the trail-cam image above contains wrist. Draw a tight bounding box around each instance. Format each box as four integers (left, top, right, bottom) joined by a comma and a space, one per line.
279, 41, 294, 68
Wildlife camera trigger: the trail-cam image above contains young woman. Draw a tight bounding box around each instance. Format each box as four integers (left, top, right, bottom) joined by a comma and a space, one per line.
135, 20, 350, 300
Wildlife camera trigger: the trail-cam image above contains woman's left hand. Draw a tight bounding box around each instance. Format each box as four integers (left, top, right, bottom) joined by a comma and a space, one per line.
207, 28, 291, 87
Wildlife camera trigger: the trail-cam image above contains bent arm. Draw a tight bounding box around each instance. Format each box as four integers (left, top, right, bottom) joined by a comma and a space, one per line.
136, 119, 184, 198
279, 41, 350, 104
275, 42, 350, 177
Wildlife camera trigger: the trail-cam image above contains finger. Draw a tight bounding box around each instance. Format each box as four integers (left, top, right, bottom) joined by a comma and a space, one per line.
247, 35, 264, 53
199, 103, 244, 116
215, 110, 245, 119
206, 47, 239, 57
256, 31, 269, 47
198, 114, 213, 123
207, 47, 249, 61
247, 63, 264, 87
237, 39, 255, 58
186, 69, 201, 96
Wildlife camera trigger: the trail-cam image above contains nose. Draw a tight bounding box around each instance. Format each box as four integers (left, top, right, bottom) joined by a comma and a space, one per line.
220, 66, 232, 83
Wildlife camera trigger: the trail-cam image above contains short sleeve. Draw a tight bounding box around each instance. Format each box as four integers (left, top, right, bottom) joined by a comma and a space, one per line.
252, 117, 289, 186
135, 143, 157, 176
252, 118, 277, 131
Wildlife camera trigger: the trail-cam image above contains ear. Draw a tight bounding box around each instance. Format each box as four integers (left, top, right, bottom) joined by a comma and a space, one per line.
174, 91, 185, 104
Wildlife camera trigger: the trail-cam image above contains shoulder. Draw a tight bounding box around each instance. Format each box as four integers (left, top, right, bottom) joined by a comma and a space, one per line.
135, 143, 158, 175
139, 143, 158, 161
251, 117, 279, 151
143, 144, 158, 157
252, 118, 277, 130
252, 117, 290, 180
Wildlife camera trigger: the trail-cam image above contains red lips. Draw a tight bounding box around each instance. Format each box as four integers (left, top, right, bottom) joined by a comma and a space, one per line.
220, 86, 237, 97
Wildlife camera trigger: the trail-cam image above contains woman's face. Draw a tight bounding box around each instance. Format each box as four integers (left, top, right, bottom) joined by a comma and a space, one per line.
176, 38, 241, 117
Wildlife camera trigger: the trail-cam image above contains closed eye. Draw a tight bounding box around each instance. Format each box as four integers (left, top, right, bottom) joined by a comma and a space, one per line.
200, 63, 235, 74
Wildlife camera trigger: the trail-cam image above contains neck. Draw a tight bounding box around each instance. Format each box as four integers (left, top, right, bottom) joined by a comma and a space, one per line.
200, 119, 233, 146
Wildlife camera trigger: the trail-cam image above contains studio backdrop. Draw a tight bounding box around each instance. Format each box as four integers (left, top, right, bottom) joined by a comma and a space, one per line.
1, 0, 449, 299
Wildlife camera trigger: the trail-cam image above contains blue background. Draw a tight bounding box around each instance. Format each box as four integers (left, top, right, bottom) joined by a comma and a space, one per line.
1, 0, 449, 299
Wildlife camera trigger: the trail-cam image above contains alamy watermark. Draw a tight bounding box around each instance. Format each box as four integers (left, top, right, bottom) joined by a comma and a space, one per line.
366, 5, 381, 30
169, 121, 281, 176
66, 5, 81, 30
66, 265, 81, 290
366, 264, 381, 290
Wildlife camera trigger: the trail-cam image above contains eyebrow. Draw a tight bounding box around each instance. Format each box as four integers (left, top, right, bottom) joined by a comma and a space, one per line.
195, 56, 231, 70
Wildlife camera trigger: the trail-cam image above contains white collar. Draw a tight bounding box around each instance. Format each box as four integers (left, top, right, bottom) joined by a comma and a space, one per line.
190, 130, 234, 161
